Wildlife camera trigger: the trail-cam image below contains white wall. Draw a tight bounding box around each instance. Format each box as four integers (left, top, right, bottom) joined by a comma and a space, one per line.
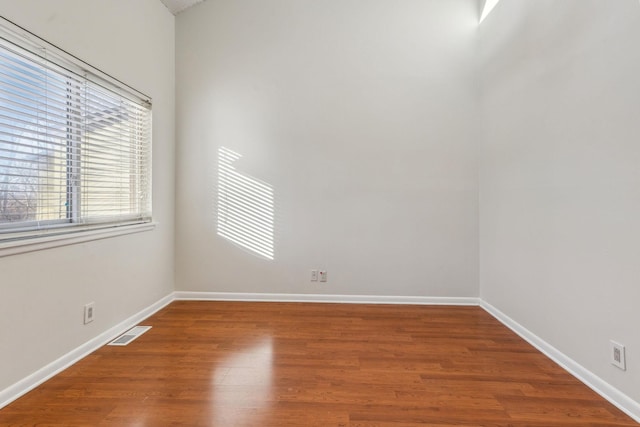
0, 0, 175, 391
479, 0, 640, 403
175, 0, 480, 297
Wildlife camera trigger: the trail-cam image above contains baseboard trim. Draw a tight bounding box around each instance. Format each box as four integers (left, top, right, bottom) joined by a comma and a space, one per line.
173, 291, 480, 306
0, 293, 174, 410
480, 300, 640, 423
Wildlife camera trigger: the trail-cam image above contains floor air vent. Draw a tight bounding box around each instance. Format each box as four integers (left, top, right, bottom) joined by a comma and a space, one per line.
108, 326, 151, 346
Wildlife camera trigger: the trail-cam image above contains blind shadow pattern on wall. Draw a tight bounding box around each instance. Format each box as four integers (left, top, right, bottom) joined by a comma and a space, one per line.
216, 146, 274, 260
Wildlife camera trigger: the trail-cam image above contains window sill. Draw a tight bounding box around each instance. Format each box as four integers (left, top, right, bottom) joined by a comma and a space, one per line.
0, 222, 157, 258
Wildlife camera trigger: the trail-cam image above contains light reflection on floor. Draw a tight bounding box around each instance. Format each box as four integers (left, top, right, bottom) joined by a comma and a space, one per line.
211, 337, 274, 425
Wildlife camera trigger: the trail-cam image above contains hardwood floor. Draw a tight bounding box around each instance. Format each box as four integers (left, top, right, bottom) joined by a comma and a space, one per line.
0, 301, 637, 426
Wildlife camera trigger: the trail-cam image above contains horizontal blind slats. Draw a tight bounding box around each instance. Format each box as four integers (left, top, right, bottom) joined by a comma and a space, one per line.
0, 24, 151, 235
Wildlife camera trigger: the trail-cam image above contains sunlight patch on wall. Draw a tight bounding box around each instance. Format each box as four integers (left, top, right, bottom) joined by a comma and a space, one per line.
480, 0, 501, 23
217, 147, 275, 260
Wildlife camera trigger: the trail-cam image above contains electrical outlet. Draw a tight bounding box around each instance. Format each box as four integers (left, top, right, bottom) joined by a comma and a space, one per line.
610, 340, 626, 371
310, 270, 318, 282
319, 270, 327, 282
84, 302, 95, 325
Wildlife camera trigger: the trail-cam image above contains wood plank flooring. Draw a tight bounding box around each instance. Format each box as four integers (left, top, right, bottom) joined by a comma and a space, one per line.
0, 301, 637, 426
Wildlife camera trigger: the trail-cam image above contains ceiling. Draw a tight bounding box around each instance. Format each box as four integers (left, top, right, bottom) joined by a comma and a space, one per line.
159, 0, 205, 15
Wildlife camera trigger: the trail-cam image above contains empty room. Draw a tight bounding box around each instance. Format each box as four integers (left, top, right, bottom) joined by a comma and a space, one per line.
0, 0, 639, 425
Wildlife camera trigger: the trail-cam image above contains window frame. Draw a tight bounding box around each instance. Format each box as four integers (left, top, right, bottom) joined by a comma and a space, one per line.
0, 17, 153, 250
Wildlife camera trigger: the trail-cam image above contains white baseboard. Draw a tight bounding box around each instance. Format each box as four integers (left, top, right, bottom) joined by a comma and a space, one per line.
480, 300, 640, 423
0, 293, 174, 410
173, 291, 480, 306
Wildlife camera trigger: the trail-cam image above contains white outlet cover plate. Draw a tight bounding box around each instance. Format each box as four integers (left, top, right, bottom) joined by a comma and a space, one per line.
84, 303, 95, 324
319, 271, 327, 282
610, 340, 626, 371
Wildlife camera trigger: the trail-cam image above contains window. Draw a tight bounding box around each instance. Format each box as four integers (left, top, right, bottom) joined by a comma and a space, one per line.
0, 20, 151, 242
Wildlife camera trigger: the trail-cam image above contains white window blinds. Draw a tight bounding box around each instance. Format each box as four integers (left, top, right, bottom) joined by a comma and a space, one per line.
0, 20, 151, 240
